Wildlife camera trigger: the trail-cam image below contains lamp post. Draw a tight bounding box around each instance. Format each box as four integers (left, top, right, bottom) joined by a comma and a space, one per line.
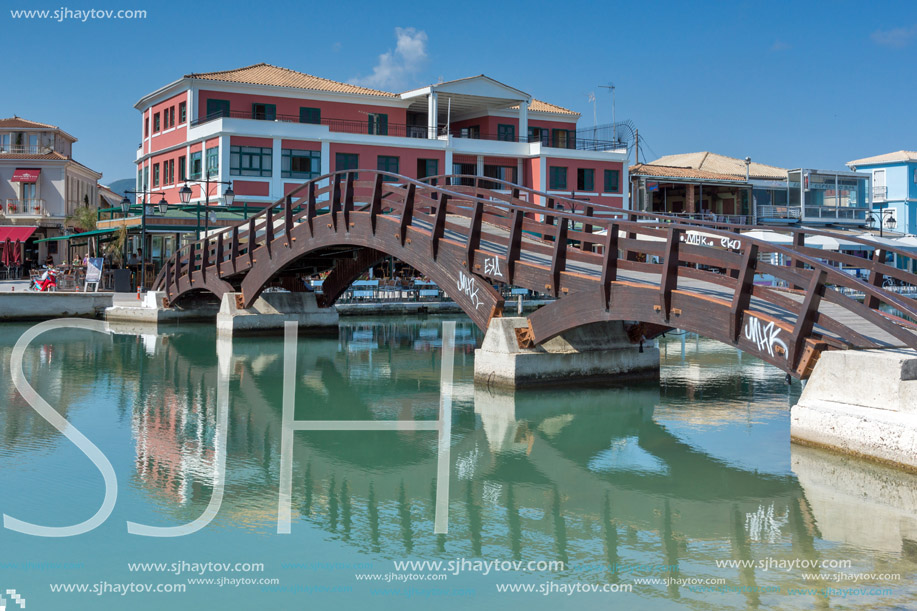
179, 172, 234, 239
866, 207, 896, 238
121, 190, 169, 292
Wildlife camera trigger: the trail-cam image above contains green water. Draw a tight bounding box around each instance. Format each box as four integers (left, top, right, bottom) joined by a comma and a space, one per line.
0, 318, 915, 610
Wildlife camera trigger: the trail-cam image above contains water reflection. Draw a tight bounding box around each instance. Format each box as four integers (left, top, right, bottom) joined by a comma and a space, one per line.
1, 319, 916, 609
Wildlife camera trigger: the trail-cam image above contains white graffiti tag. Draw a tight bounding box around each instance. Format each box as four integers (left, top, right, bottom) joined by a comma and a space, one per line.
484, 256, 503, 278
743, 317, 788, 359
457, 271, 484, 309
720, 236, 742, 250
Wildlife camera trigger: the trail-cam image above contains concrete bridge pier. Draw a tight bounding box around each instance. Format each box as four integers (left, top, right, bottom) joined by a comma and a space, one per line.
474, 318, 660, 389
216, 291, 339, 337
791, 349, 917, 471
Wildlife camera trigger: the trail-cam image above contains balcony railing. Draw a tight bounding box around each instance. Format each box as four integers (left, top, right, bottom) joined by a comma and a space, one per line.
190, 110, 619, 151
3, 199, 46, 216
873, 186, 887, 202
803, 206, 869, 221
0, 145, 55, 155
666, 211, 750, 225
757, 205, 802, 220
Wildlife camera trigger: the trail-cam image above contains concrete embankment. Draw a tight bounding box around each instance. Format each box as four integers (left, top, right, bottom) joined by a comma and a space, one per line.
0, 291, 114, 320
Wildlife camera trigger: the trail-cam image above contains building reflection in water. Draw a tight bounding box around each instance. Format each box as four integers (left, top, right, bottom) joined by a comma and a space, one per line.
11, 318, 913, 607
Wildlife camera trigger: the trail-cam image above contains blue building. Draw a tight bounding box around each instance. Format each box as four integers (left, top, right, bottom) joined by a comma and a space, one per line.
847, 151, 917, 235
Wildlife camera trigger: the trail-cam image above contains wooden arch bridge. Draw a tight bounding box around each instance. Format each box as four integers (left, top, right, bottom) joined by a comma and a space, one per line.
152, 171, 917, 379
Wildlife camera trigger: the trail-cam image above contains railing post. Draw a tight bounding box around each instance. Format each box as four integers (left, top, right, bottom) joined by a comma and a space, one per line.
248, 217, 256, 267
231, 225, 239, 272
729, 243, 758, 342
789, 269, 826, 370
600, 223, 619, 309
545, 198, 556, 239
792, 232, 806, 289
550, 217, 568, 297
866, 248, 887, 309
216, 231, 224, 277
580, 205, 594, 252
398, 183, 415, 246
370, 174, 383, 235
306, 181, 316, 237
659, 228, 681, 319
466, 200, 484, 268
284, 194, 293, 244
431, 194, 449, 260
343, 171, 354, 230
331, 173, 342, 231
506, 209, 524, 284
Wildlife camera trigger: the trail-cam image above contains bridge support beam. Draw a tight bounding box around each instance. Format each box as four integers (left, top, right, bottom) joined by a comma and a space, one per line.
474, 318, 659, 389
791, 349, 917, 471
216, 292, 339, 337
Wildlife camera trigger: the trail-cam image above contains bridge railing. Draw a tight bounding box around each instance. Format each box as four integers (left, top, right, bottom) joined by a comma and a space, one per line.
152, 170, 917, 376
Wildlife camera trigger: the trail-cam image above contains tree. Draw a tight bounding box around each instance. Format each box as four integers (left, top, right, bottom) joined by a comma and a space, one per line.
66, 204, 97, 232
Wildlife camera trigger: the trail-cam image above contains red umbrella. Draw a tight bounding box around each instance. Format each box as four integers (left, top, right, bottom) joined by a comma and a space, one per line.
11, 239, 22, 265
1, 238, 9, 267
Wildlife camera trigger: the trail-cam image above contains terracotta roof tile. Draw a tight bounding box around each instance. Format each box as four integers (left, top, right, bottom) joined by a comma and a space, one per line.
629, 163, 747, 182
185, 63, 397, 98
508, 98, 578, 116
650, 151, 787, 180
847, 150, 917, 166
0, 117, 58, 129
0, 151, 68, 160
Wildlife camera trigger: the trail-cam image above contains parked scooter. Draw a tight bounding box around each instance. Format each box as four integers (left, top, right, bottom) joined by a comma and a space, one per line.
30, 267, 58, 292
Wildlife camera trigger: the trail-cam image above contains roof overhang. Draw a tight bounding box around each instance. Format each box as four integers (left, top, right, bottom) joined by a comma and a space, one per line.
402, 75, 532, 119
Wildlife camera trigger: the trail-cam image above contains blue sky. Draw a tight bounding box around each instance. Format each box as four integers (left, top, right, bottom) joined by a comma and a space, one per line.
4, 0, 916, 183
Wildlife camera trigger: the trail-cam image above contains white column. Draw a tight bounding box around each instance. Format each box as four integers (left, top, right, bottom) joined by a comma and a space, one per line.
187, 87, 195, 124
519, 100, 529, 143
271, 137, 283, 199
218, 135, 230, 184
445, 148, 453, 179
476, 155, 484, 178
427, 91, 438, 139
320, 141, 331, 196
516, 158, 523, 186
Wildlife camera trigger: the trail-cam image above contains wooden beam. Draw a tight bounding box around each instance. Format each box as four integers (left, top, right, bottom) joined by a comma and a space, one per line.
231, 225, 239, 272
431, 194, 448, 260
506, 209, 524, 284
399, 183, 415, 246
370, 174, 383, 235
284, 194, 293, 243
729, 243, 758, 342
550, 217, 568, 297
659, 228, 681, 319
216, 231, 224, 277
600, 223, 619, 309
789, 269, 827, 369
306, 181, 316, 237
545, 198, 556, 239
466, 200, 484, 266
792, 232, 805, 289
330, 174, 342, 231
580, 205, 594, 252
343, 171, 354, 230
866, 248, 887, 309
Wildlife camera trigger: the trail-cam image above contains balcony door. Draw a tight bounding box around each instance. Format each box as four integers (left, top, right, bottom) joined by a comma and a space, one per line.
874, 169, 886, 201
20, 182, 37, 209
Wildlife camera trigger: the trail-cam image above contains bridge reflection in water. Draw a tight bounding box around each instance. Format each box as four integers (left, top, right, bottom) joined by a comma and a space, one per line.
2, 319, 917, 609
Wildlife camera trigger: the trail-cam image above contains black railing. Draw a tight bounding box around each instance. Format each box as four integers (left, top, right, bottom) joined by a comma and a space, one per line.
190, 110, 619, 150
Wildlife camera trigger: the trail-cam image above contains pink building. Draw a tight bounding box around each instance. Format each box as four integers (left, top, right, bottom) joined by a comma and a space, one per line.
135, 64, 627, 215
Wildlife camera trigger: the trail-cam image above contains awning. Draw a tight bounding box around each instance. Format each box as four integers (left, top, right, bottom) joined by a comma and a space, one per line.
11, 168, 40, 183
0, 226, 37, 242
34, 227, 117, 243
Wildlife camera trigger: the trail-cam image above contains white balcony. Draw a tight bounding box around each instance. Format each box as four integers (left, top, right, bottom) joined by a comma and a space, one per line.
873, 186, 887, 202
3, 199, 47, 217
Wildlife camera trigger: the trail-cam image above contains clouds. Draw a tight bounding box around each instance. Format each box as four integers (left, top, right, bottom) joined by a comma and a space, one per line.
349, 27, 428, 92
870, 24, 917, 48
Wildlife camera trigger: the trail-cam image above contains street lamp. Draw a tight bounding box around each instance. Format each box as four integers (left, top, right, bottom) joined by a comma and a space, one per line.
866, 208, 896, 238
180, 173, 234, 239
123, 189, 169, 292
